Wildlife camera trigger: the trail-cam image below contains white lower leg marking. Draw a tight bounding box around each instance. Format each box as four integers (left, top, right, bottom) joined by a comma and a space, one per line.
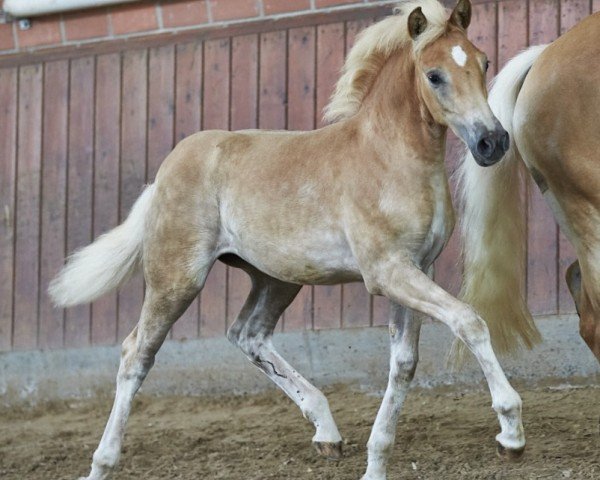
229, 280, 342, 447
441, 306, 524, 452
363, 305, 420, 480
84, 333, 151, 480
88, 377, 141, 479
452, 45, 467, 67
240, 332, 342, 444
81, 286, 194, 480
363, 264, 525, 479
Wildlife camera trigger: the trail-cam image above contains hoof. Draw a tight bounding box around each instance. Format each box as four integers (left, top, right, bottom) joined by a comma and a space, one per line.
313, 441, 343, 460
496, 442, 525, 461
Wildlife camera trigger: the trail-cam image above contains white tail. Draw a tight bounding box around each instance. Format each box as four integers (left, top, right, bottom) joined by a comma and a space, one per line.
449, 45, 549, 365
49, 184, 156, 307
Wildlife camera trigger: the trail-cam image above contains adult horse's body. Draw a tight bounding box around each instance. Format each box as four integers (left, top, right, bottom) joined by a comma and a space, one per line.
458, 12, 600, 363
50, 1, 522, 479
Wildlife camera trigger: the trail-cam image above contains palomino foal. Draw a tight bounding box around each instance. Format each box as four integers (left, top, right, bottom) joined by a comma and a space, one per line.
50, 1, 523, 479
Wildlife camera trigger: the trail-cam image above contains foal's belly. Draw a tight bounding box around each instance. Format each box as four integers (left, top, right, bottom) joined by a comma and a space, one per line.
222, 226, 363, 285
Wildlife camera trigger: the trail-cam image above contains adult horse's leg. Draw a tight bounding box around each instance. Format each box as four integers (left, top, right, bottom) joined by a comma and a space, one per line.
363, 262, 524, 479
565, 260, 582, 315
80, 283, 202, 480
363, 303, 421, 480
566, 259, 600, 357
227, 270, 343, 458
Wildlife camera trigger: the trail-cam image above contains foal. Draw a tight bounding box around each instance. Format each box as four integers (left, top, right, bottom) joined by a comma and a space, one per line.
50, 1, 523, 479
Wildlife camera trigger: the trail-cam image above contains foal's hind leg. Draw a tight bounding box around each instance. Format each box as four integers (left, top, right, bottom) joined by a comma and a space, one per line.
227, 270, 343, 458
363, 304, 421, 480
80, 282, 201, 480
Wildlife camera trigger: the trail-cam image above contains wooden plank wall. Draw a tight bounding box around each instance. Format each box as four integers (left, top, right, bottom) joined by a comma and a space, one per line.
0, 0, 597, 351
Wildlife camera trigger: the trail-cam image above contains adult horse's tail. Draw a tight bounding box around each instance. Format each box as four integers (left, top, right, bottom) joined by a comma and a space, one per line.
449, 45, 548, 365
49, 184, 156, 307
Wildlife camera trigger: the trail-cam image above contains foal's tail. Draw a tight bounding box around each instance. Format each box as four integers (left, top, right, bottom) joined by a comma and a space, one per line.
449, 45, 548, 365
49, 184, 156, 307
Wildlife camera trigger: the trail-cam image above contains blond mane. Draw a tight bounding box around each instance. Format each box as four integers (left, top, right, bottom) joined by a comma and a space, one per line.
323, 0, 449, 123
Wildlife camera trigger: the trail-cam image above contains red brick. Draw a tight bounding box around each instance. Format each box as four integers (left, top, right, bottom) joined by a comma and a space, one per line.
162, 0, 209, 28
17, 16, 62, 48
110, 2, 158, 35
263, 0, 311, 15
63, 8, 110, 41
0, 23, 15, 51
315, 0, 357, 8
209, 0, 259, 22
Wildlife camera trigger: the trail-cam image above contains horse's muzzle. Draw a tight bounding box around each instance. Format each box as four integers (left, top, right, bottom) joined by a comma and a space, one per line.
472, 127, 510, 167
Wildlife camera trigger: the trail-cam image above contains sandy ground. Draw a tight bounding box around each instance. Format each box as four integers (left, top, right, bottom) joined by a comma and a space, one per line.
0, 384, 598, 479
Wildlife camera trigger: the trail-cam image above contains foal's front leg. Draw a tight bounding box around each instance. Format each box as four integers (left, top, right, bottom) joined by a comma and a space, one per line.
363, 303, 421, 480
363, 262, 525, 480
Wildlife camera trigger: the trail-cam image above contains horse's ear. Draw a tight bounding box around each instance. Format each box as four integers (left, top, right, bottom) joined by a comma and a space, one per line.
450, 0, 472, 30
408, 7, 428, 40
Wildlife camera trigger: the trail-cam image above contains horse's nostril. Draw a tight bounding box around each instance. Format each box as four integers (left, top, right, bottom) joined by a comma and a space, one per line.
477, 137, 495, 158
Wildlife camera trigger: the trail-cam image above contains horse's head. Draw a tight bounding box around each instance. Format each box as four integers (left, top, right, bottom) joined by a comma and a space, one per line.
409, 0, 508, 166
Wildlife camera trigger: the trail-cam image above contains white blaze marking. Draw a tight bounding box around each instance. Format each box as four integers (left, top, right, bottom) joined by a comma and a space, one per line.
451, 45, 467, 67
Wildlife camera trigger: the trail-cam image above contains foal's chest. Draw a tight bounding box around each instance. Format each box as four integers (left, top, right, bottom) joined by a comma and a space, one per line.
381, 168, 455, 269
419, 173, 455, 269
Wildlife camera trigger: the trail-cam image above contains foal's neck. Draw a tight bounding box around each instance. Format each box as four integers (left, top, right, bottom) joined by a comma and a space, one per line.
357, 49, 447, 162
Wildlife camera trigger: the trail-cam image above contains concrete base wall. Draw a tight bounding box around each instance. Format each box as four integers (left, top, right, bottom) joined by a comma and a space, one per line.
1, 315, 598, 405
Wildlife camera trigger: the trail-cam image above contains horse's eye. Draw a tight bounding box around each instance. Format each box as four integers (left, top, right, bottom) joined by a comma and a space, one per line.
427, 72, 443, 86
485, 60, 490, 72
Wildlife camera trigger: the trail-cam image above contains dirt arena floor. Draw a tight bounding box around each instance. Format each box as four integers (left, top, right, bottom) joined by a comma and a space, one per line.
1, 384, 598, 479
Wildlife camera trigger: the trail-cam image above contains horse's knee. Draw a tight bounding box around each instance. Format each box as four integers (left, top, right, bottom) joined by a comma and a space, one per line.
452, 306, 490, 347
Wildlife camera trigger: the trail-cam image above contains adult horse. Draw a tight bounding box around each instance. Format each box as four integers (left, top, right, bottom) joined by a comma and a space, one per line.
50, 1, 523, 479
457, 12, 600, 364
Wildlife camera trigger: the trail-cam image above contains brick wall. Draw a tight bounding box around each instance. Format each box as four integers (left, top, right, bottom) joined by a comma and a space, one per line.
0, 0, 395, 54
